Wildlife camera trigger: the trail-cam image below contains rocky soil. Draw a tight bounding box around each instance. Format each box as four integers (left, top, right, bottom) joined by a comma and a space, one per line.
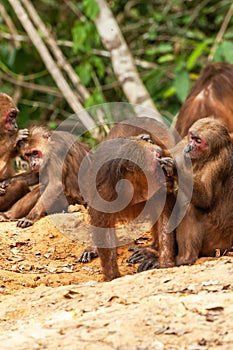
0, 207, 232, 350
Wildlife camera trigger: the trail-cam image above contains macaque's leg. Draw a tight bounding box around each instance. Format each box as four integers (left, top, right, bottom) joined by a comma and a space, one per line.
176, 206, 203, 266
0, 180, 30, 212
1, 186, 40, 220
92, 224, 120, 281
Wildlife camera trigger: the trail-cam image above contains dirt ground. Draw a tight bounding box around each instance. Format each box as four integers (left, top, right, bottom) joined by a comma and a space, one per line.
0, 206, 232, 350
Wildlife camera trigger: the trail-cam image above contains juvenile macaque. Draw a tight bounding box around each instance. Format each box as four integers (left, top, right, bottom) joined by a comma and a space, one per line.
0, 92, 29, 210
79, 117, 177, 281
175, 117, 233, 264
0, 126, 89, 227
175, 62, 233, 141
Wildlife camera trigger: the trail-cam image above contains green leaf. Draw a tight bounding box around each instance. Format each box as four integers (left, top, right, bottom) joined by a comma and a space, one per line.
48, 121, 57, 130
76, 62, 92, 85
157, 43, 173, 53
91, 56, 105, 77
83, 0, 99, 20
72, 21, 99, 53
157, 54, 174, 63
214, 41, 233, 63
148, 31, 157, 40
145, 48, 158, 56
163, 86, 176, 98
72, 22, 88, 52
85, 90, 105, 108
175, 69, 190, 103
187, 38, 213, 71
224, 32, 233, 40
146, 44, 172, 57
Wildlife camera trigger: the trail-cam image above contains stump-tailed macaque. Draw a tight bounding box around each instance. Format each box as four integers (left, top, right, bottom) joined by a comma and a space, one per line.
0, 126, 89, 227
175, 117, 233, 265
0, 92, 29, 210
79, 117, 177, 281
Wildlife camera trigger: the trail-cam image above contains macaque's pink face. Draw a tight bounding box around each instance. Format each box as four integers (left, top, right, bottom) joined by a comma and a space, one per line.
3, 109, 18, 135
184, 130, 208, 159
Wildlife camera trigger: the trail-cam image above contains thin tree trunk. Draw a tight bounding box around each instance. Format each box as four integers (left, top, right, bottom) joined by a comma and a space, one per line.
94, 0, 162, 121
8, 0, 95, 130
21, 0, 90, 103
0, 3, 20, 48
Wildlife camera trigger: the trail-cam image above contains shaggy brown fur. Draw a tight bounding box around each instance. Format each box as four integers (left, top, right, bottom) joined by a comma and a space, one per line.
175, 62, 233, 141
175, 117, 233, 265
0, 126, 89, 227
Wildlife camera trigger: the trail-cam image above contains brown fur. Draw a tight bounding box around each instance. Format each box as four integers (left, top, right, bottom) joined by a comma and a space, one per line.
175, 117, 233, 265
82, 117, 177, 281
175, 62, 233, 141
107, 117, 175, 149
0, 92, 19, 179
0, 126, 89, 227
0, 93, 30, 210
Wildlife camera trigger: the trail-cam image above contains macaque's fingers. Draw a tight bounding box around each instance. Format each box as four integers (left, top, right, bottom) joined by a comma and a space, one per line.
17, 218, 33, 228
78, 248, 98, 263
158, 157, 174, 176
15, 128, 29, 143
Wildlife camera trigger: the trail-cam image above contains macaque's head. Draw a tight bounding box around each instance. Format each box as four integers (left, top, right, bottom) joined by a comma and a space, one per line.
93, 134, 169, 208
0, 93, 19, 136
184, 117, 232, 160
21, 127, 51, 172
121, 135, 168, 203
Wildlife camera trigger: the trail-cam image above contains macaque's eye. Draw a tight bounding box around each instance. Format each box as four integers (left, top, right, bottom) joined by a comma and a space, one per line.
32, 150, 39, 157
190, 135, 202, 144
140, 135, 153, 143
8, 110, 17, 119
24, 152, 32, 158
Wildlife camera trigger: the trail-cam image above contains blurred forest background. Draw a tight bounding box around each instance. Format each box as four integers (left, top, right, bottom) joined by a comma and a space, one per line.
1, 0, 233, 136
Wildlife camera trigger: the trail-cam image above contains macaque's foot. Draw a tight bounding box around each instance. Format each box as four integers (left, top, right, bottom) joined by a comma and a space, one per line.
78, 248, 98, 263
137, 258, 159, 272
126, 247, 159, 264
127, 246, 160, 272
17, 218, 33, 228
176, 255, 197, 266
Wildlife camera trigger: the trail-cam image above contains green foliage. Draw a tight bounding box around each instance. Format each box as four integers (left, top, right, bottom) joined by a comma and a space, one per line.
175, 69, 190, 103
85, 90, 106, 108
72, 21, 100, 53
75, 57, 105, 86
1, 0, 233, 129
76, 61, 92, 85
187, 39, 213, 71
83, 0, 99, 20
214, 41, 233, 63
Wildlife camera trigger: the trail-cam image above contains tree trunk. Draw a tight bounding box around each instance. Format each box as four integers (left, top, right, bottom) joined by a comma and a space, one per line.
8, 0, 95, 130
94, 0, 162, 121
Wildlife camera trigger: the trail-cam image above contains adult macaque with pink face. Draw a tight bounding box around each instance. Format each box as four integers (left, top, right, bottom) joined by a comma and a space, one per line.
0, 126, 89, 228
0, 92, 29, 210
175, 117, 233, 265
